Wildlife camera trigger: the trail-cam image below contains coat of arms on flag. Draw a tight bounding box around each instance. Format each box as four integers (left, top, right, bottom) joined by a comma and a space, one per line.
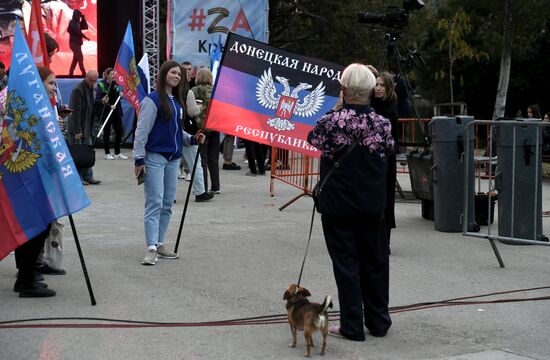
0, 91, 41, 176
256, 67, 326, 131
205, 33, 343, 157
0, 21, 89, 260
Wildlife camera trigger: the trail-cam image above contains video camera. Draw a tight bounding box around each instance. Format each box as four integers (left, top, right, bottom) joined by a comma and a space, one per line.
358, 0, 425, 30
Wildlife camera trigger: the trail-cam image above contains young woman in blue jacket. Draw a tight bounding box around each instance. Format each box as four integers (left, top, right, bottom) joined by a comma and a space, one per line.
133, 60, 204, 265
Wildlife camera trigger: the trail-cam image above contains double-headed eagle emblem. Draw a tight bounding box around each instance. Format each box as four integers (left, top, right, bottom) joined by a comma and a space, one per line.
0, 91, 40, 179
256, 67, 325, 131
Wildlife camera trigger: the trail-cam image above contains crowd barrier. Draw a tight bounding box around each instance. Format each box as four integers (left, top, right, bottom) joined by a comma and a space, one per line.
269, 148, 319, 210
269, 117, 546, 216
269, 117, 434, 205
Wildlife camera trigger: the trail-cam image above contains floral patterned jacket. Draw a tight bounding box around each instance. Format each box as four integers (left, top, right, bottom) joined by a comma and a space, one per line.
308, 104, 394, 159
307, 104, 395, 217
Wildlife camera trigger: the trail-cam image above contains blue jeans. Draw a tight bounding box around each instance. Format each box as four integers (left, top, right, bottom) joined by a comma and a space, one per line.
143, 151, 179, 247
181, 145, 205, 195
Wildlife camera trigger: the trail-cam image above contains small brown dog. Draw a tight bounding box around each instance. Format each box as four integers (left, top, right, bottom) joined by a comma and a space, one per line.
283, 284, 333, 357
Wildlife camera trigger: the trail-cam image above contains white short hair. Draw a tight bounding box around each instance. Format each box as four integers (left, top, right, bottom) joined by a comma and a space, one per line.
340, 63, 376, 102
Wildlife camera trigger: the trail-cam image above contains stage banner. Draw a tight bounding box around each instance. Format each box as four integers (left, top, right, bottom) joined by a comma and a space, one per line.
206, 33, 344, 157
170, 0, 268, 73
0, 23, 90, 260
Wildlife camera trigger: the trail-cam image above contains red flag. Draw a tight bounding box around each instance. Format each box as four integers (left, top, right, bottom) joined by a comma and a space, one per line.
26, 0, 49, 67
166, 0, 172, 59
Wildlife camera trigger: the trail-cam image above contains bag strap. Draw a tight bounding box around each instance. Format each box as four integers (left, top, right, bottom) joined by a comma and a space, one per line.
316, 141, 358, 192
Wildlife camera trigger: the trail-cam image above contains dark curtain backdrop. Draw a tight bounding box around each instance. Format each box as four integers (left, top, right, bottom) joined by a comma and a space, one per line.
97, 0, 142, 74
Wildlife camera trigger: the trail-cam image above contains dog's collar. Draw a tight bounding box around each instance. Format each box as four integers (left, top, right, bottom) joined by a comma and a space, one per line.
286, 297, 310, 310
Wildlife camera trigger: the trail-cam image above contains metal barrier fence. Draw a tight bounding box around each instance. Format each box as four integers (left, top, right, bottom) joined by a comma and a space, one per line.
396, 118, 430, 174
269, 118, 432, 203
269, 148, 319, 210
463, 120, 550, 267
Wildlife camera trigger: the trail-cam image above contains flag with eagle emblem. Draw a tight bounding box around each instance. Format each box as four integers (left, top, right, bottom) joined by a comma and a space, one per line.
206, 33, 344, 157
0, 22, 90, 260
114, 22, 146, 113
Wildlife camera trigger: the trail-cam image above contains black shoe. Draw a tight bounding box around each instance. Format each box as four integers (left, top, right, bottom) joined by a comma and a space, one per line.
36, 264, 66, 275
85, 178, 101, 185
369, 330, 388, 337
18, 283, 56, 298
222, 163, 241, 170
17, 270, 45, 281
34, 271, 45, 281
195, 191, 214, 202
14, 279, 48, 293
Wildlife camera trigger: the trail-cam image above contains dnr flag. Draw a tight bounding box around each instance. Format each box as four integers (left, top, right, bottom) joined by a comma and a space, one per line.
206, 33, 344, 157
114, 22, 146, 113
0, 23, 90, 260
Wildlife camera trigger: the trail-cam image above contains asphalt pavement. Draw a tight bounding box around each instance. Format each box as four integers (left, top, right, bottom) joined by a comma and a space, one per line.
1, 149, 549, 360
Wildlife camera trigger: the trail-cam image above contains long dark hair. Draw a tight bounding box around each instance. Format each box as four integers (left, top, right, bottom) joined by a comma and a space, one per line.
376, 72, 397, 102
528, 104, 541, 118
156, 60, 188, 119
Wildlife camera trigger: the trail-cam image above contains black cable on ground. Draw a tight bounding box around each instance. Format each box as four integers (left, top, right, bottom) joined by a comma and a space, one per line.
0, 286, 548, 329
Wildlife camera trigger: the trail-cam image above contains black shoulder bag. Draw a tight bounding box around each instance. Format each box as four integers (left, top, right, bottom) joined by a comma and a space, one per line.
312, 141, 358, 212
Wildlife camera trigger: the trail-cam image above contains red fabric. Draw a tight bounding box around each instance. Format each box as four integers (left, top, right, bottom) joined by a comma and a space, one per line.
206, 99, 320, 157
0, 181, 26, 260
26, 0, 50, 67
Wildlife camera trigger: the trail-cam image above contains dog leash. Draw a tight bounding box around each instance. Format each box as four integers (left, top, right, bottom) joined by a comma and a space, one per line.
296, 203, 317, 288
296, 142, 358, 288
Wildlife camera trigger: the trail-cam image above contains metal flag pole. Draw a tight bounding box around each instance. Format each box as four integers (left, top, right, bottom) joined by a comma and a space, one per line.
173, 147, 201, 254
96, 94, 122, 139
67, 215, 97, 305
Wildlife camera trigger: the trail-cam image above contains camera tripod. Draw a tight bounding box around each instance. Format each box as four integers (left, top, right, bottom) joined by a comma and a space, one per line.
378, 31, 428, 146
378, 31, 428, 201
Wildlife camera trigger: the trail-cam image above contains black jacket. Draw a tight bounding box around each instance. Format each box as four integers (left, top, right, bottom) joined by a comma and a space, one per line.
371, 96, 399, 228
308, 104, 393, 218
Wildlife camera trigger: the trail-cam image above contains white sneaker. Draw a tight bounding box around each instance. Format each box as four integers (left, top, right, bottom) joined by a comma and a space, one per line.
104, 154, 115, 160
157, 245, 179, 259
115, 153, 128, 160
185, 173, 192, 181
142, 249, 158, 265
178, 169, 185, 179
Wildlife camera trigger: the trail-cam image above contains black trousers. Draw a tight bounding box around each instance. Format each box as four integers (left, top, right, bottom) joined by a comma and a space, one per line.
199, 131, 220, 191
14, 224, 51, 284
244, 140, 266, 174
321, 214, 391, 341
102, 110, 123, 155
69, 42, 85, 76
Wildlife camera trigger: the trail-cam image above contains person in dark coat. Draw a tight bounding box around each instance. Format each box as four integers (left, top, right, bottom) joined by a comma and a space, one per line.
67, 9, 88, 76
96, 67, 126, 160
67, 70, 101, 184
308, 63, 394, 342
370, 71, 399, 250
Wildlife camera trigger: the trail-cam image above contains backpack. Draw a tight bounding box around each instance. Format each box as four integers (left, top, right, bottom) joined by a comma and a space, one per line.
191, 84, 212, 130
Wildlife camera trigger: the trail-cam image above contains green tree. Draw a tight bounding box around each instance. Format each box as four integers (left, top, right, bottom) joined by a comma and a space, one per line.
436, 9, 487, 114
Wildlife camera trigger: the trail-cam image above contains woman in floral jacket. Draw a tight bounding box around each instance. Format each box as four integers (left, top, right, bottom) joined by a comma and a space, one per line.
307, 63, 394, 342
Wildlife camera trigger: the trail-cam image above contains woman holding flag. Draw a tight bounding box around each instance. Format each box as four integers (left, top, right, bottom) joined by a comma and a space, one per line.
133, 60, 204, 266
13, 65, 67, 298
